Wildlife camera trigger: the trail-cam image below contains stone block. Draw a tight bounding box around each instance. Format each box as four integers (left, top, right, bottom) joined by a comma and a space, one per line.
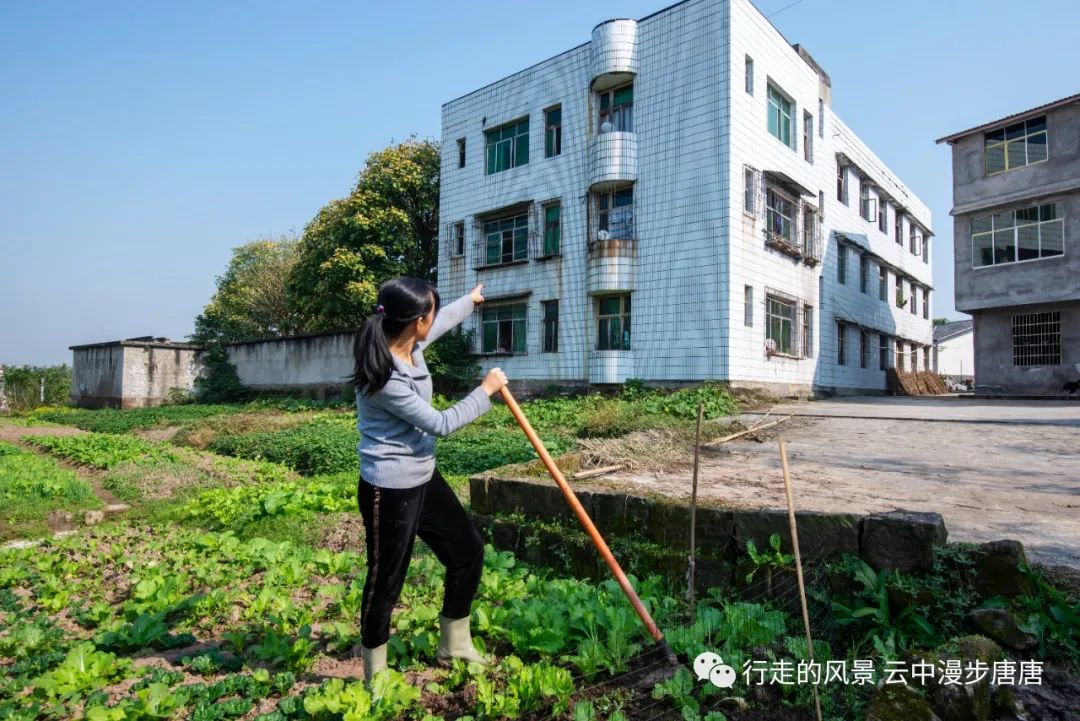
970, 540, 1031, 599
861, 510, 947, 573
966, 608, 1037, 652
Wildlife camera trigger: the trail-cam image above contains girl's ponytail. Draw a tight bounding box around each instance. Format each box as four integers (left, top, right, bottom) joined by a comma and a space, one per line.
351, 277, 440, 397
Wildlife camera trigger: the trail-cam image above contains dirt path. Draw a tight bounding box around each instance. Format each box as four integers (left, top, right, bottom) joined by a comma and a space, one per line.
597, 414, 1080, 568
0, 421, 129, 534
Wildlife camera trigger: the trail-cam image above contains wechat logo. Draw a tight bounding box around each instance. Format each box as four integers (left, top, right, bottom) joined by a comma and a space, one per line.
694, 651, 737, 689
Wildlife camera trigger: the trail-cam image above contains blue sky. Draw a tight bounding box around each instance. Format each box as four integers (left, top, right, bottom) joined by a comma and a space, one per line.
2, 0, 1078, 366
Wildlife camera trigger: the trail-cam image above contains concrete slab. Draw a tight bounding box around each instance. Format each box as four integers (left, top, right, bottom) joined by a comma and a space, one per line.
582, 398, 1080, 568
747, 396, 1080, 426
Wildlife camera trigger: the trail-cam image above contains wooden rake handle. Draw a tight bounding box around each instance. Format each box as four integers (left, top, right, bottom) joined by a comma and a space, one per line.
498, 386, 665, 644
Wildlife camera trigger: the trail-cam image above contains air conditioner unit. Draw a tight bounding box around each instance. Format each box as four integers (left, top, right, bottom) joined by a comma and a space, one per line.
597, 230, 610, 241
600, 121, 614, 133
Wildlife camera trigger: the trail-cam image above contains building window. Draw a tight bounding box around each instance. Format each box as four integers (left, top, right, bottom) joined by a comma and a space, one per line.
837, 243, 847, 284
457, 138, 466, 169
1012, 311, 1060, 366
544, 106, 562, 158
895, 212, 903, 245
596, 186, 634, 240
481, 302, 527, 354
599, 83, 633, 132
922, 289, 929, 320
923, 236, 930, 264
803, 111, 813, 163
542, 300, 559, 353
452, 221, 465, 257
767, 82, 794, 149
818, 190, 825, 220
878, 199, 888, 233
542, 202, 561, 256
859, 331, 869, 368
802, 305, 814, 358
879, 334, 890, 370
597, 295, 631, 350
836, 322, 846, 365
766, 185, 796, 242
910, 227, 920, 256
818, 98, 824, 138
860, 182, 875, 222
923, 346, 931, 370
744, 285, 754, 327
985, 116, 1047, 175
896, 341, 906, 371
909, 282, 917, 315
743, 166, 758, 215
836, 163, 848, 205
745, 56, 754, 95
766, 295, 796, 355
878, 266, 888, 302
483, 213, 529, 266
859, 255, 869, 294
971, 202, 1064, 267
485, 117, 529, 174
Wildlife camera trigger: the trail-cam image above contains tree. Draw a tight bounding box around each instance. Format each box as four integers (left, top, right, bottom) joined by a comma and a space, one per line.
932, 318, 950, 326
191, 235, 306, 346
287, 138, 440, 332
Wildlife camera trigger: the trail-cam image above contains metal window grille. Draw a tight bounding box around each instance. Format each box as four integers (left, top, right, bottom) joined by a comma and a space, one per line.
802, 305, 814, 358
743, 166, 758, 215
542, 300, 559, 353
598, 84, 633, 132
1012, 311, 1061, 366
476, 211, 531, 268
480, 302, 527, 355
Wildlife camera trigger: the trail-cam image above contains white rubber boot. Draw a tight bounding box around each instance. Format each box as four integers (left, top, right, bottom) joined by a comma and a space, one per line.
436, 614, 489, 665
360, 643, 387, 683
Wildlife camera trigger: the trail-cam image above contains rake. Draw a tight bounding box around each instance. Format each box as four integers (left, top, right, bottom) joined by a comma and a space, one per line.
498, 386, 683, 674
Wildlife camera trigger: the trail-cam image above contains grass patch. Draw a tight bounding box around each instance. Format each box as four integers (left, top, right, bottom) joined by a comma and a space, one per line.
207, 416, 358, 476
171, 410, 321, 450
25, 404, 238, 434
101, 458, 216, 503
0, 441, 102, 541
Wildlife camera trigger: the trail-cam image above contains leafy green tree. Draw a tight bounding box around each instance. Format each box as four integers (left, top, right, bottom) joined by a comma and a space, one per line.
287, 138, 440, 332
191, 235, 305, 346
2, 365, 72, 411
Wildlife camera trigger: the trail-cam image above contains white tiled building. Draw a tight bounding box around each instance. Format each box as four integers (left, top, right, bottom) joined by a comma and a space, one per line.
438, 0, 933, 396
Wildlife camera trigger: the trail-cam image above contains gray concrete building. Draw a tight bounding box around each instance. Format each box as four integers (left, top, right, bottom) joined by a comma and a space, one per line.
69, 337, 201, 409
938, 93, 1080, 395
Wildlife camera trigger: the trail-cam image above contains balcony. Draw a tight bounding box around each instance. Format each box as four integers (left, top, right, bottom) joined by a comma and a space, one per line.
588, 131, 637, 190
590, 19, 638, 89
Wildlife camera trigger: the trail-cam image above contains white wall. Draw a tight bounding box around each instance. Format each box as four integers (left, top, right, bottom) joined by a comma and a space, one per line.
935, 330, 975, 378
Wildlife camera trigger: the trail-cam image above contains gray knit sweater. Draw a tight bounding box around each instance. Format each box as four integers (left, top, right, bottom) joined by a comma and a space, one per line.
356, 294, 492, 489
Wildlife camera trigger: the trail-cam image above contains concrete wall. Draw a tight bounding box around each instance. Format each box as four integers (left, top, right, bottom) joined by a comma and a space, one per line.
935, 328, 975, 379
949, 100, 1080, 215
120, 345, 201, 409
225, 331, 356, 393
70, 345, 125, 409
972, 300, 1080, 395
70, 342, 200, 409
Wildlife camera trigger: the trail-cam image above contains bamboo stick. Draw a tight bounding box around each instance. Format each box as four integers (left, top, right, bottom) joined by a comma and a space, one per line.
499, 387, 676, 663
779, 440, 823, 721
688, 401, 703, 610
702, 413, 793, 447
569, 464, 626, 480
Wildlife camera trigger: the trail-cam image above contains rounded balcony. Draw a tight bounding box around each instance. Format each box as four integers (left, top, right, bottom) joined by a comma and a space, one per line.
590, 19, 638, 89
588, 350, 635, 385
588, 131, 638, 190
587, 250, 636, 294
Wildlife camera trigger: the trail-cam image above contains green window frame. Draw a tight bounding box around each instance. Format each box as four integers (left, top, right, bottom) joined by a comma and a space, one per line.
971, 202, 1064, 267
599, 83, 633, 132
485, 117, 529, 174
542, 300, 559, 353
545, 106, 562, 158
767, 82, 793, 148
597, 186, 634, 240
766, 295, 796, 355
597, 295, 631, 350
543, 203, 561, 256
984, 116, 1047, 175
483, 214, 529, 266
481, 303, 527, 354
766, 185, 796, 241
878, 266, 888, 301
802, 304, 814, 358
837, 243, 847, 284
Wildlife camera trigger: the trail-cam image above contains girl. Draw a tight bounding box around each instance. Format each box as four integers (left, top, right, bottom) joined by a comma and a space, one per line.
351, 276, 507, 683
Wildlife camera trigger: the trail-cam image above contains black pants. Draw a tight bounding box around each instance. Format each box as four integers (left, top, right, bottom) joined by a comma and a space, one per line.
357, 467, 484, 648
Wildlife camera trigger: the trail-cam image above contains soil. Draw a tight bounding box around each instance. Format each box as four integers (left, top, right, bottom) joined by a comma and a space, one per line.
579, 412, 1080, 568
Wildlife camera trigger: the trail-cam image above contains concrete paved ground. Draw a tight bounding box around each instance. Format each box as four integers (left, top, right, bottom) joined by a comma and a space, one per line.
599, 397, 1080, 568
